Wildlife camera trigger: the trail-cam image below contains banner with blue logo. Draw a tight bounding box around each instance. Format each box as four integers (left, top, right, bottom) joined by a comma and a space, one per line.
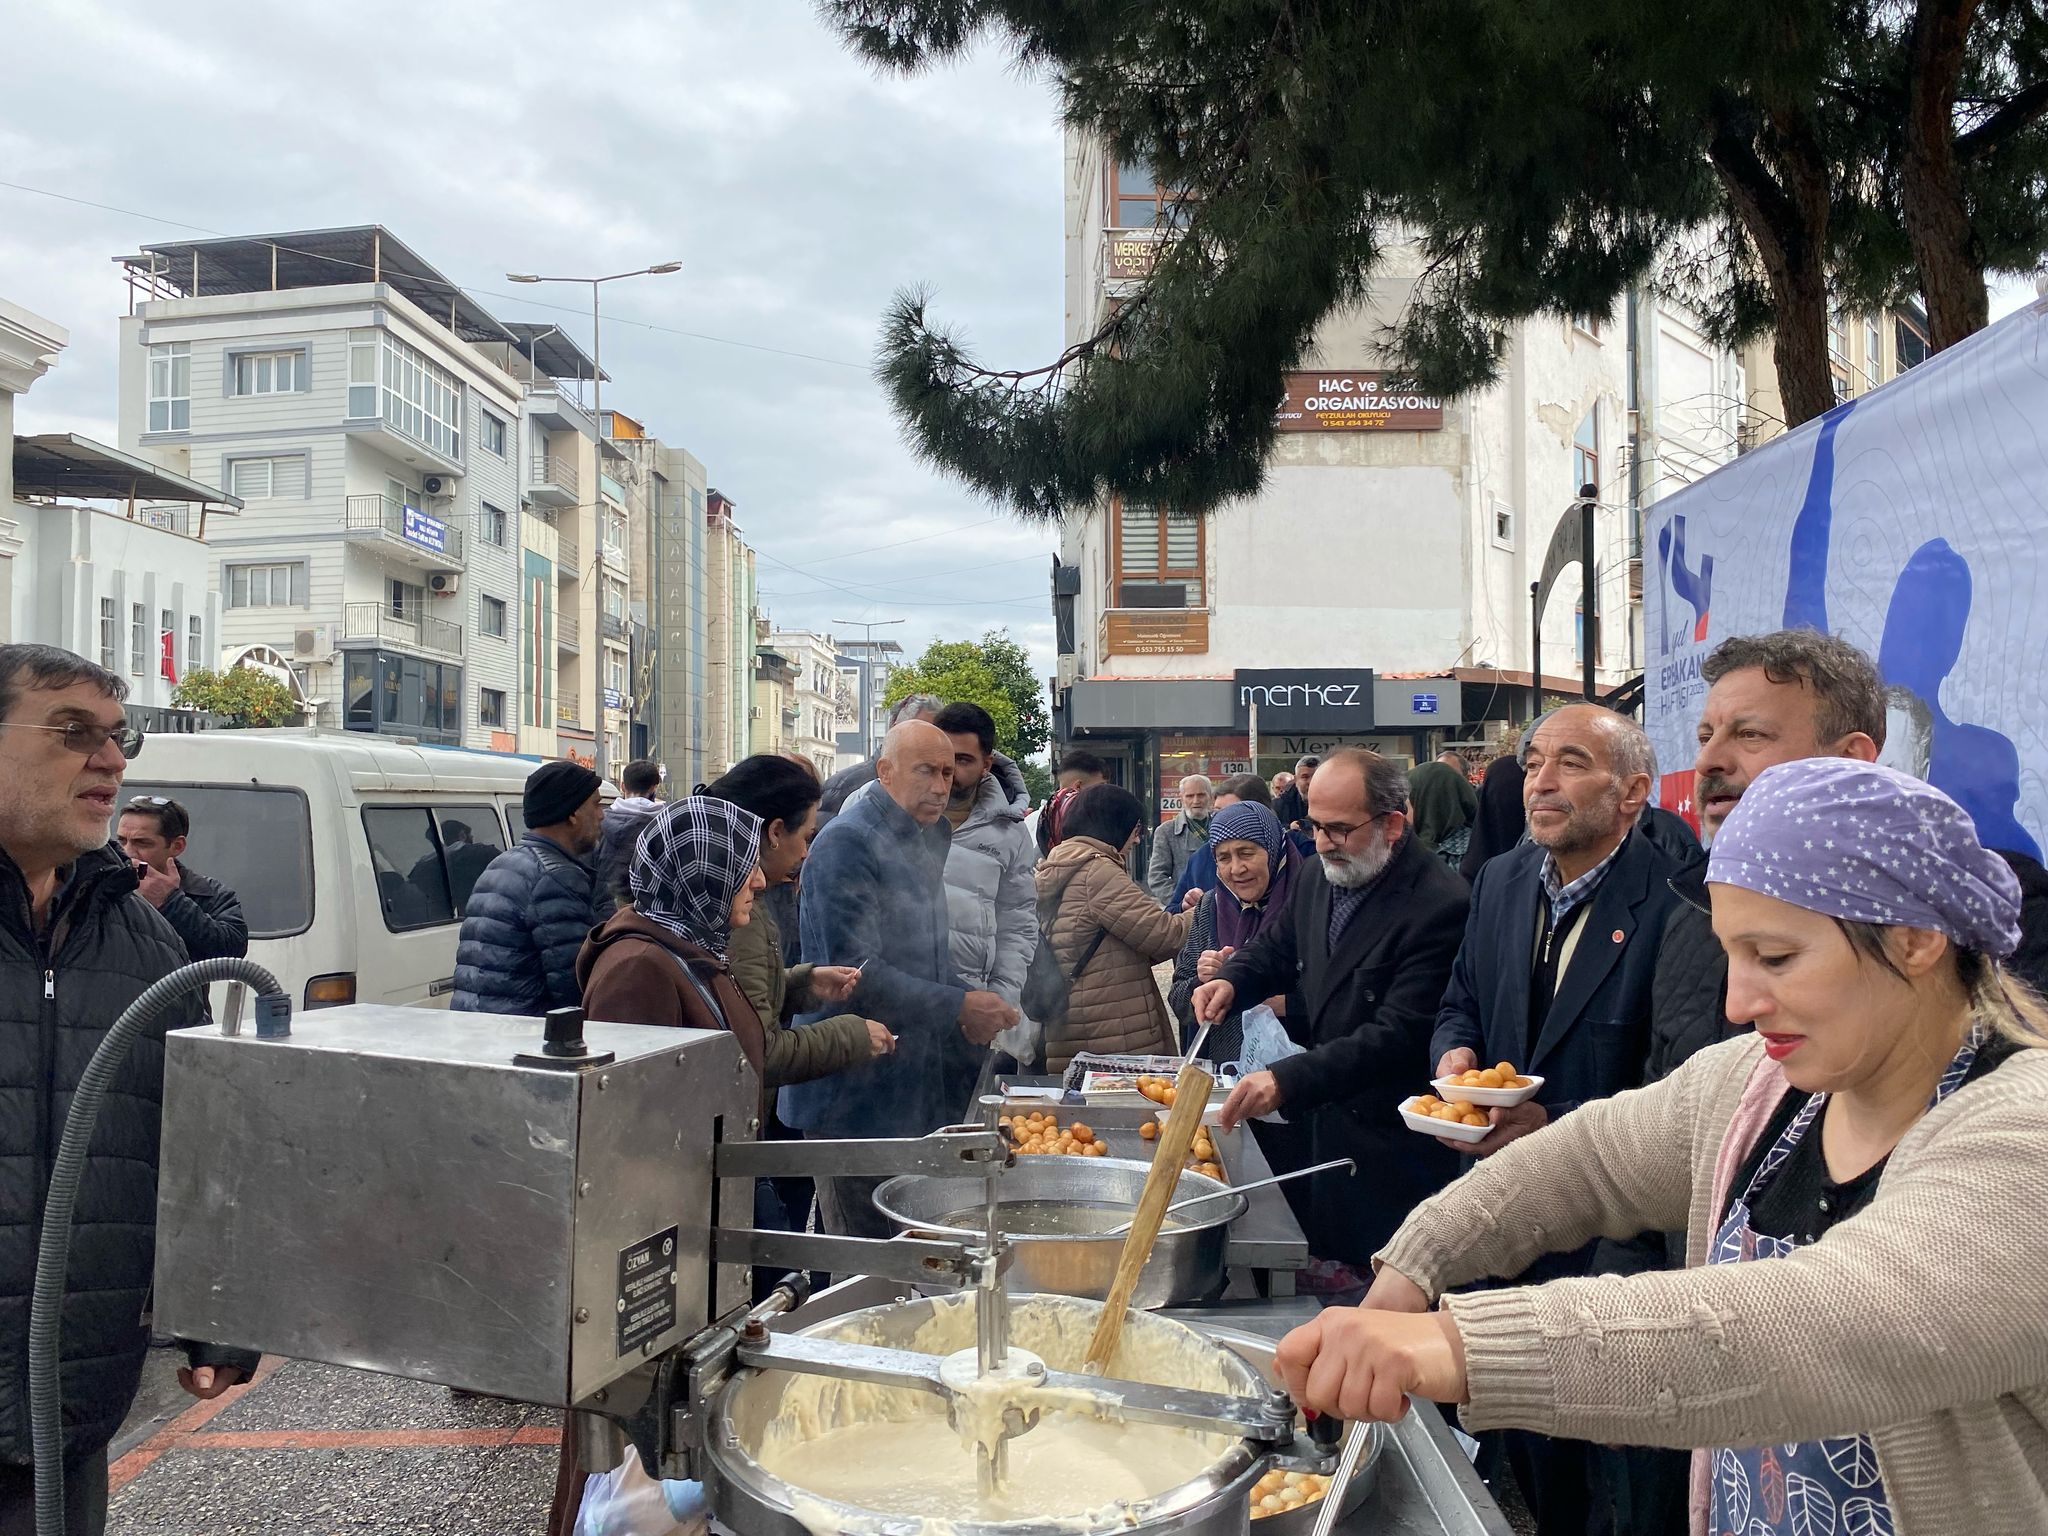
401, 505, 448, 555
1645, 300, 2048, 859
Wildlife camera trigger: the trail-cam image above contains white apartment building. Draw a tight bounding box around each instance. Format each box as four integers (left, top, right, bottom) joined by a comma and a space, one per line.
116, 229, 540, 749
766, 629, 857, 779
1056, 142, 1631, 813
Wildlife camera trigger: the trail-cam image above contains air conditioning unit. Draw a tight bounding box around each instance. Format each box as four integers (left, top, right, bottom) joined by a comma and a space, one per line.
428, 573, 461, 596
292, 624, 333, 663
1056, 655, 1080, 689
421, 475, 450, 498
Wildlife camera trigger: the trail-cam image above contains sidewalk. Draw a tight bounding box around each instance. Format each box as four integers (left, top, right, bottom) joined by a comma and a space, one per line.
108, 1353, 560, 1534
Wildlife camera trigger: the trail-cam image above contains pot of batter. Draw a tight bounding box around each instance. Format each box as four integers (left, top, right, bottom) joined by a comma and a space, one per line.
703, 1293, 1284, 1536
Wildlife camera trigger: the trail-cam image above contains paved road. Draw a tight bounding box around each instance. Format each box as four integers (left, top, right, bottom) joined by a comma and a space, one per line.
108, 1350, 560, 1535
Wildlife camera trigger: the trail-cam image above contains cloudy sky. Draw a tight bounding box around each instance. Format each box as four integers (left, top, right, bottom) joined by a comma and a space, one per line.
1, 0, 1069, 676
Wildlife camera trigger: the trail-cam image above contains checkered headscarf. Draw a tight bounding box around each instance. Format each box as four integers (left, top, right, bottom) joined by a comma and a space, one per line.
629, 795, 763, 958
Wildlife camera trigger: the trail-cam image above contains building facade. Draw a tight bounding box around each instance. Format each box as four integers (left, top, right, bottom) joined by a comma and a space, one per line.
765, 628, 857, 779
703, 489, 758, 776
833, 636, 903, 768
753, 628, 799, 759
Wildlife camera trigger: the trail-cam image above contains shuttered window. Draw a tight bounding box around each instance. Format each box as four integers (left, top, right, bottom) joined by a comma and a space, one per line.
1114, 500, 1204, 607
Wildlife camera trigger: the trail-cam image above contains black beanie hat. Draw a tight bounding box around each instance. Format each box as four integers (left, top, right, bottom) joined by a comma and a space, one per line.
524, 760, 602, 828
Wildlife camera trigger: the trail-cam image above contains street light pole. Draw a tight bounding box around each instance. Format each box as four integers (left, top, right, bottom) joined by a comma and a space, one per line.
833, 617, 906, 757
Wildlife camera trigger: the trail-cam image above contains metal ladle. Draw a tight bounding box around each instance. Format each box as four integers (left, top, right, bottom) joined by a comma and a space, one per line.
1103, 1159, 1356, 1236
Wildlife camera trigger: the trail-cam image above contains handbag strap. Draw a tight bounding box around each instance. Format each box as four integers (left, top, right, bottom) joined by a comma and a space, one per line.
659, 944, 728, 1031
1041, 873, 1110, 986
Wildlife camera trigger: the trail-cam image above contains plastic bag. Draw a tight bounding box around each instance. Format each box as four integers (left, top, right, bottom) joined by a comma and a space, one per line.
1235, 1004, 1305, 1124
573, 1460, 709, 1536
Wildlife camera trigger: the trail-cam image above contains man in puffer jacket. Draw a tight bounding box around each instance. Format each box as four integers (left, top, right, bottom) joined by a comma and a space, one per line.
932, 704, 1037, 1077
591, 758, 664, 919
0, 645, 256, 1534
452, 761, 603, 1015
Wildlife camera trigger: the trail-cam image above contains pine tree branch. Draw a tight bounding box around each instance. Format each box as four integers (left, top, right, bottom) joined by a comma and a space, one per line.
1955, 79, 2048, 157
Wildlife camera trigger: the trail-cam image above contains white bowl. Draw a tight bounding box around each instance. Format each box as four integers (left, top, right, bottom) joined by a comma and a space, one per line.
1431, 1073, 1544, 1108
1400, 1098, 1493, 1145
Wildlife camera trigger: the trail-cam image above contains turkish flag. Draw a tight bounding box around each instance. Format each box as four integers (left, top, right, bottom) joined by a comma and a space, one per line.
159, 629, 178, 685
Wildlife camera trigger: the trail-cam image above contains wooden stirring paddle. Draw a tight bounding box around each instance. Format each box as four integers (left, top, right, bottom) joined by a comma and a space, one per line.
1083, 1058, 1215, 1371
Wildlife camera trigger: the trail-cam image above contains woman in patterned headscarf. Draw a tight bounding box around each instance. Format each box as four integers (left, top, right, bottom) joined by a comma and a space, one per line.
575, 794, 768, 1075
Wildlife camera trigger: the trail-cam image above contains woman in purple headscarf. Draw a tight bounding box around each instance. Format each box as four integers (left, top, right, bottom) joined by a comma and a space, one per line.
1168, 801, 1302, 1063
1268, 759, 2048, 1536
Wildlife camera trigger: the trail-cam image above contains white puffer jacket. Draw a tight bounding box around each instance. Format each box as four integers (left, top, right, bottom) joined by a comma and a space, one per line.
941, 755, 1038, 1002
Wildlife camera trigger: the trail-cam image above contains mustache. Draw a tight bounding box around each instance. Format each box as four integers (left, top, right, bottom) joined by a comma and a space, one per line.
1697, 775, 1740, 803
1526, 795, 1574, 815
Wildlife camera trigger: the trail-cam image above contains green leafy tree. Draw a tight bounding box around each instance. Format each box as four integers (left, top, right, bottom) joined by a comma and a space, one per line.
884, 640, 1020, 757
824, 0, 2048, 508
1018, 757, 1055, 809
967, 629, 1050, 761
171, 666, 301, 728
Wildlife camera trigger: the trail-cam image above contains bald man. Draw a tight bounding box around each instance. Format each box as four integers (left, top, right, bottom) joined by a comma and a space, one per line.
779, 721, 1019, 1240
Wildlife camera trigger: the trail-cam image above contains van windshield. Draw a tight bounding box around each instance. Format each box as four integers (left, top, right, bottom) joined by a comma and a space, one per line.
115, 782, 316, 939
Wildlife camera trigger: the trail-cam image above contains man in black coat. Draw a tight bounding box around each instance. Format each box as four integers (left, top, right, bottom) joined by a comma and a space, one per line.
1195, 749, 1466, 1273
115, 796, 248, 961
1428, 703, 1685, 1536
0, 646, 255, 1535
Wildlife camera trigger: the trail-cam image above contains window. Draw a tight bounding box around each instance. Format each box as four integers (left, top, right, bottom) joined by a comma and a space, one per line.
160, 609, 174, 675
1828, 309, 1849, 363
226, 563, 306, 608
1896, 314, 1929, 371
1571, 310, 1603, 339
188, 615, 204, 674
1113, 500, 1205, 607
480, 503, 507, 547
391, 578, 424, 619
119, 782, 314, 938
481, 596, 508, 639
130, 603, 147, 675
1864, 316, 1883, 381
227, 455, 301, 500
362, 807, 456, 931
1491, 500, 1515, 550
480, 687, 506, 728
1572, 412, 1599, 497
347, 329, 463, 459
1111, 161, 1190, 229
147, 343, 190, 432
231, 350, 305, 396
481, 410, 508, 458
98, 599, 117, 670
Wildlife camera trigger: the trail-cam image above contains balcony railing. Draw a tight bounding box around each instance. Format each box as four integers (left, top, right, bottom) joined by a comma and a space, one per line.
557, 610, 580, 649
531, 451, 579, 505
342, 602, 465, 658
343, 494, 466, 564
601, 612, 627, 643
557, 702, 583, 729
556, 526, 579, 576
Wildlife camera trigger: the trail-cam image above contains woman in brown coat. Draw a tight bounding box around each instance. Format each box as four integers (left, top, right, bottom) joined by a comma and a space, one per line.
1035, 783, 1195, 1071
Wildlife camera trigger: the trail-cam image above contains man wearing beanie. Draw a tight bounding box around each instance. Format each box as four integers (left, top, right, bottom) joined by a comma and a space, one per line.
453, 760, 605, 1015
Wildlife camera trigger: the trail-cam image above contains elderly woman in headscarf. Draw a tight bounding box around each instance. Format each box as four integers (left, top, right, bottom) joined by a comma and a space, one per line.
1274, 760, 2048, 1536
576, 794, 768, 1078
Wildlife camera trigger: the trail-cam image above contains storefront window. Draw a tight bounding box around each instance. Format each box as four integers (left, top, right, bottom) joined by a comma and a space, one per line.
344, 649, 464, 744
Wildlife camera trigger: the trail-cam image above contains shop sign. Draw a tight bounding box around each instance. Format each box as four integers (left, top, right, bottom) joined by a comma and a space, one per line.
603, 687, 625, 711
1105, 610, 1209, 656
1235, 668, 1376, 732
1106, 232, 1164, 281
401, 505, 448, 554
1220, 760, 1251, 776
1275, 372, 1444, 433
1412, 693, 1440, 714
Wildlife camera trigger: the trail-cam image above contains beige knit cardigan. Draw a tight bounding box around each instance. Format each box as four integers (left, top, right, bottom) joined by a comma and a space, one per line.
1376, 1032, 2048, 1536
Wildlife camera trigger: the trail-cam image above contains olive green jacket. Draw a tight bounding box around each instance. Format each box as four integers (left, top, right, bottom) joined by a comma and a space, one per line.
726, 899, 873, 1090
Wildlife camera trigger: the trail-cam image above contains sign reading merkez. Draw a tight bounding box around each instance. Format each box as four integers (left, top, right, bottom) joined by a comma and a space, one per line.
1234, 669, 1376, 732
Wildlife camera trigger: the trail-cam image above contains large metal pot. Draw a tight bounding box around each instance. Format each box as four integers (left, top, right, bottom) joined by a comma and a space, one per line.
873, 1156, 1244, 1308
702, 1294, 1275, 1536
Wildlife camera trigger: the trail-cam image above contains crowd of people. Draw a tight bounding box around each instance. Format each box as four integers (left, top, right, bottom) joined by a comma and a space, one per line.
7, 618, 2048, 1536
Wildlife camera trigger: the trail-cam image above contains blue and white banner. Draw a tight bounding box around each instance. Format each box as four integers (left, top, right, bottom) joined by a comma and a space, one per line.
401, 505, 448, 555
1645, 299, 2048, 860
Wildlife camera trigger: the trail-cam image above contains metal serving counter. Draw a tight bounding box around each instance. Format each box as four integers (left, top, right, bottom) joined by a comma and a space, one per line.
773, 1278, 1513, 1536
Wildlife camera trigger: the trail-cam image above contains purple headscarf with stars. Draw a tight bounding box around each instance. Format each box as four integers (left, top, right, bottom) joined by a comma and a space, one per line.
1706, 757, 2022, 959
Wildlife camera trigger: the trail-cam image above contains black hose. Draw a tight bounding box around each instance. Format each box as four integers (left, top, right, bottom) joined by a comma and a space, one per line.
30, 958, 287, 1536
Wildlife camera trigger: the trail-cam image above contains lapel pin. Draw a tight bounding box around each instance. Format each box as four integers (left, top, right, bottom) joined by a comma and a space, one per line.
1611, 929, 1625, 944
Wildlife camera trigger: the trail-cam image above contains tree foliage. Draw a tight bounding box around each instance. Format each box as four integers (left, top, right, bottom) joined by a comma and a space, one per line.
1017, 756, 1054, 808
883, 629, 1051, 762
171, 666, 301, 728
823, 0, 2048, 511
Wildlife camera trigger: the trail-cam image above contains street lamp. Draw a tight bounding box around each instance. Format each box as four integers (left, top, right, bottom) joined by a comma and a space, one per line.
505, 262, 682, 418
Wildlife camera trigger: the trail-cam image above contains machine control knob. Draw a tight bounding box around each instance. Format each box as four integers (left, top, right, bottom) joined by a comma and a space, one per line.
514, 1006, 617, 1070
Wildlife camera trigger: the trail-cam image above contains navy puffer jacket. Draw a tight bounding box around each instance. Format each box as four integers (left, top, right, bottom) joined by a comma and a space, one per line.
451, 835, 595, 1016
0, 843, 208, 1463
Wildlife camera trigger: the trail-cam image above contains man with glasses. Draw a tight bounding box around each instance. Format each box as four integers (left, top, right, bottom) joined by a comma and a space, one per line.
1191, 748, 1468, 1292
115, 796, 248, 965
1422, 703, 1685, 1536
0, 645, 254, 1534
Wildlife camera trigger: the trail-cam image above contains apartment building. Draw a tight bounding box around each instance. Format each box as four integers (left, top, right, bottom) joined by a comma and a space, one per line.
1056, 143, 1631, 815
753, 626, 799, 758
765, 628, 856, 779
1738, 300, 1930, 447
703, 489, 758, 776
117, 229, 535, 749
833, 636, 902, 767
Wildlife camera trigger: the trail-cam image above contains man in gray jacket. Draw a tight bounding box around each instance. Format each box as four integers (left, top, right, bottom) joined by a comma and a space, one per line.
1145, 774, 1212, 904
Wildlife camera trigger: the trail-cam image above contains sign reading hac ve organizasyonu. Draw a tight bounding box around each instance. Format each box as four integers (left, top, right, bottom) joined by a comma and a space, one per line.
1644, 301, 2048, 862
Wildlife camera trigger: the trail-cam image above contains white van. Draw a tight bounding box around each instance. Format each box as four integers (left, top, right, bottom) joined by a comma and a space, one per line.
117, 729, 606, 1013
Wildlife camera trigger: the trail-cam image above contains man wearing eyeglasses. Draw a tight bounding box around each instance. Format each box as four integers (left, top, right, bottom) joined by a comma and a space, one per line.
1190, 747, 1468, 1292
115, 796, 248, 966
0, 645, 255, 1535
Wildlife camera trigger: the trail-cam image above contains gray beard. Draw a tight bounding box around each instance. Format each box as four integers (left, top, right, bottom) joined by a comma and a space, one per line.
1321, 834, 1393, 889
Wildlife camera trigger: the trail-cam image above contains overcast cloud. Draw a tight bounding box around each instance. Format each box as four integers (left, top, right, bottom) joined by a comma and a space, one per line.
0, 1, 1066, 687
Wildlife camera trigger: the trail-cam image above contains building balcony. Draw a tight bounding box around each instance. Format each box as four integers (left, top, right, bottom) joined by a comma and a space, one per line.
600, 540, 628, 577
555, 525, 580, 578
601, 612, 627, 644
557, 609, 580, 650
341, 602, 464, 659
343, 494, 465, 572
557, 701, 583, 729
530, 451, 579, 509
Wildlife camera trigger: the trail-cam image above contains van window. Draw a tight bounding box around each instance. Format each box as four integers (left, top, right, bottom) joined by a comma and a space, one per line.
505, 803, 528, 841
116, 782, 314, 939
435, 805, 507, 913
363, 807, 456, 930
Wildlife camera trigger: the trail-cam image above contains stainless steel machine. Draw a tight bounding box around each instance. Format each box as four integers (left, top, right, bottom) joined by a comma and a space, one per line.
152, 1003, 1341, 1529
